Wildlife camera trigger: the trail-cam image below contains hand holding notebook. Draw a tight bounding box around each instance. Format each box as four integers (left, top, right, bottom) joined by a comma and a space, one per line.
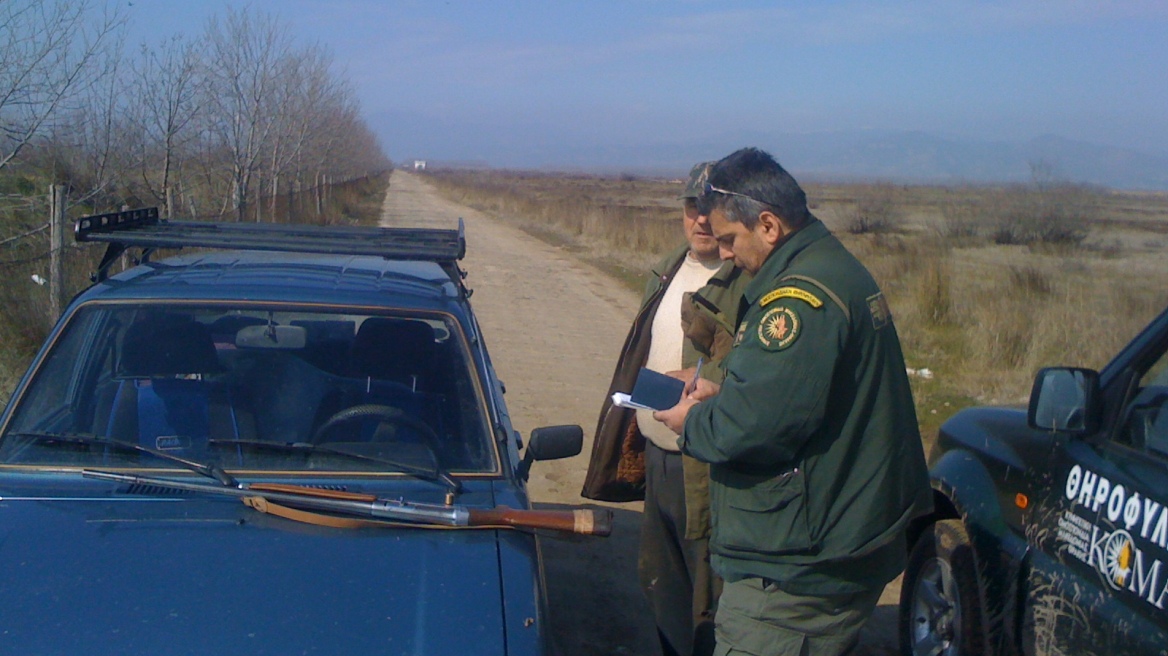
611, 367, 687, 411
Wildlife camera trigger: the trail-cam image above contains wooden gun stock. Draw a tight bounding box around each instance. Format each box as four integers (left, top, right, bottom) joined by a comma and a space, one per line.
469, 507, 613, 536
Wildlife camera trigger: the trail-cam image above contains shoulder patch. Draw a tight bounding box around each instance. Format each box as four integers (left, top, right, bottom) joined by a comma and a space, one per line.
756, 306, 801, 350
867, 292, 892, 329
760, 286, 823, 309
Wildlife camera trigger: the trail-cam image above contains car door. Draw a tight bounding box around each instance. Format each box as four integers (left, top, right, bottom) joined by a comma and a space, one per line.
1022, 343, 1168, 655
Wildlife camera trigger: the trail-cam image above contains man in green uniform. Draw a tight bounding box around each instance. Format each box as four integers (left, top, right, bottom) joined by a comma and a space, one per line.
655, 148, 932, 656
583, 163, 751, 656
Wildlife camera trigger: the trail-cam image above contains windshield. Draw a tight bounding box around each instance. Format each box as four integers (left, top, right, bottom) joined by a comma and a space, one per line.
0, 303, 498, 475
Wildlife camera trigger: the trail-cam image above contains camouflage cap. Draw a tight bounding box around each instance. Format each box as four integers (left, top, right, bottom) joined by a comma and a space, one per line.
680, 161, 713, 199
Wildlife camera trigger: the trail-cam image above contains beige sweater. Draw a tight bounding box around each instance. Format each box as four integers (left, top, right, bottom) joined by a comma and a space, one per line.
637, 252, 721, 451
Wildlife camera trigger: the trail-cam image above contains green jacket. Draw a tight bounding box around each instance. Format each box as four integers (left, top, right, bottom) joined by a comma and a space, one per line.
681, 219, 932, 594
582, 243, 750, 539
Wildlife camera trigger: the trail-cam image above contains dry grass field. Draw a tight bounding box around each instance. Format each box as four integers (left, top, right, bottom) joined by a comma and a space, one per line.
425, 168, 1168, 445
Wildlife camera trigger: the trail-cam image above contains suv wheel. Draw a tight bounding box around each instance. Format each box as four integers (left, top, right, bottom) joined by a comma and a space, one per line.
899, 519, 985, 656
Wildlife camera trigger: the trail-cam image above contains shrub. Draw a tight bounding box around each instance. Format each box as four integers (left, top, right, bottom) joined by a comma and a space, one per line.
936, 191, 984, 241
916, 254, 953, 327
990, 185, 1092, 247
843, 184, 904, 234
1008, 265, 1053, 297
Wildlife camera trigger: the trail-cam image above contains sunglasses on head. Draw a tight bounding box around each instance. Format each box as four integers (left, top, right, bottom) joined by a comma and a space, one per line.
702, 182, 769, 206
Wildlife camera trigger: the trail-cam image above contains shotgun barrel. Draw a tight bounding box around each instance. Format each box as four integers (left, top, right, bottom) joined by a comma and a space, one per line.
82, 470, 612, 536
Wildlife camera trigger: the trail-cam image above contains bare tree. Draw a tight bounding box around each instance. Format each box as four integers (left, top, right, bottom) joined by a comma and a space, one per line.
264, 44, 339, 221
66, 34, 129, 207
203, 8, 294, 221
127, 36, 204, 218
0, 0, 124, 172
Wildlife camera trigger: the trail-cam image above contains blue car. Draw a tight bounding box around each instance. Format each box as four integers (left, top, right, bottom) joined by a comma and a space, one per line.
0, 209, 607, 655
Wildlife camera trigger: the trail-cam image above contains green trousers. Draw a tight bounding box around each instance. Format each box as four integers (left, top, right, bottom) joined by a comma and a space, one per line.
713, 577, 880, 656
640, 442, 721, 656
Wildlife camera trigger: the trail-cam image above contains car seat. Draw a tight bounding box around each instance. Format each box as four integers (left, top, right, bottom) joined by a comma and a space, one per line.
107, 315, 235, 452
320, 318, 441, 446
349, 317, 436, 391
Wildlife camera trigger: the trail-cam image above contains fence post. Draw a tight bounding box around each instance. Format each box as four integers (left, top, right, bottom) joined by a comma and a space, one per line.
49, 185, 67, 322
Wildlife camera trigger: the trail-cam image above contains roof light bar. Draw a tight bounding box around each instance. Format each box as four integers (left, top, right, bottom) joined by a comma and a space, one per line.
73, 207, 467, 287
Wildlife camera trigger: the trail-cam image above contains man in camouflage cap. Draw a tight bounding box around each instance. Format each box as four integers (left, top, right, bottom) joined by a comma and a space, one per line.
583, 162, 751, 656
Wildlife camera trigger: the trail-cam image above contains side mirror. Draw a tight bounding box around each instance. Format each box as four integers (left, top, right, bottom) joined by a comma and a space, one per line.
516, 425, 583, 481
1028, 367, 1100, 433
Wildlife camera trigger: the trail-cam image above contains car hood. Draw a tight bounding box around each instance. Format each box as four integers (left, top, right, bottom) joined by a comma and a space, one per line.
0, 489, 510, 655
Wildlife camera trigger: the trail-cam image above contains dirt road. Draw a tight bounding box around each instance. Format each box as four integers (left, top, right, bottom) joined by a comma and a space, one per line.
379, 170, 899, 655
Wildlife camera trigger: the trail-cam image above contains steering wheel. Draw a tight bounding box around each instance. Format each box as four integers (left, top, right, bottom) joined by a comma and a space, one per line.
311, 404, 441, 451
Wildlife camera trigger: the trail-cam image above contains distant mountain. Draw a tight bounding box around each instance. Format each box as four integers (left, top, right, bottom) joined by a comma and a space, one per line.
566, 131, 1168, 191
760, 131, 1168, 190
370, 109, 1168, 190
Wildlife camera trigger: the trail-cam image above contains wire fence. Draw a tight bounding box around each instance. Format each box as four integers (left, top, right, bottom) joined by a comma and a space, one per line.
0, 174, 375, 270
0, 222, 49, 247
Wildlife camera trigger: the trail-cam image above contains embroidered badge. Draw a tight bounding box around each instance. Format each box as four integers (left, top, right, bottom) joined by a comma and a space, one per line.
867, 292, 892, 330
760, 287, 823, 309
757, 306, 800, 350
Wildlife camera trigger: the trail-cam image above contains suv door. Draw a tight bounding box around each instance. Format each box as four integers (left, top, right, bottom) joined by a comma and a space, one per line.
1023, 342, 1168, 654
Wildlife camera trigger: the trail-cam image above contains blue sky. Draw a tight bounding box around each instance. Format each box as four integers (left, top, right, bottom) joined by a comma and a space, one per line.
124, 1, 1168, 172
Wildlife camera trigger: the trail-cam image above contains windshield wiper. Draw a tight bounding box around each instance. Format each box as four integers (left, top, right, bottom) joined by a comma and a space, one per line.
8, 432, 237, 487
207, 439, 462, 494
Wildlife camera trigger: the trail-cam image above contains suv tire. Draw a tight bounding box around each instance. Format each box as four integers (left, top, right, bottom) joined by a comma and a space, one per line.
899, 519, 985, 656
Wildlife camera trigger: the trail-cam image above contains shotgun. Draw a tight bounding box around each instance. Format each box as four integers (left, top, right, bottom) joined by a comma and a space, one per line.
82, 470, 612, 537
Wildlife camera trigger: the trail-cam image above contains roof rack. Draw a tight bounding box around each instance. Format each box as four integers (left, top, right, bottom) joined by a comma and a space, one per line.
74, 208, 468, 289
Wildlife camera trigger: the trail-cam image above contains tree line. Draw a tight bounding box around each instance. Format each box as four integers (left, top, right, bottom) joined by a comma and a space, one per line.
1, 0, 389, 224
